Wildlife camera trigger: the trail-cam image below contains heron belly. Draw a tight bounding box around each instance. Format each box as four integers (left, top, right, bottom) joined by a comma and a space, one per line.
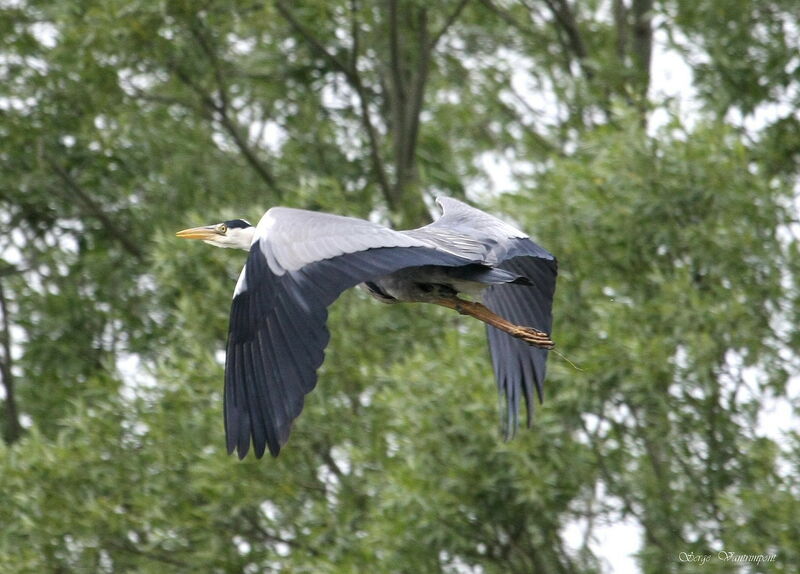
364, 266, 495, 304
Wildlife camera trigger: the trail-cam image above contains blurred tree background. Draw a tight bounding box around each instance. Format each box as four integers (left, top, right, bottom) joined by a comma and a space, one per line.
2, 0, 800, 572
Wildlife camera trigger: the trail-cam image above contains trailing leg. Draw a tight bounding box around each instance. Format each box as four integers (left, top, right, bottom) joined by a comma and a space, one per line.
434, 297, 554, 349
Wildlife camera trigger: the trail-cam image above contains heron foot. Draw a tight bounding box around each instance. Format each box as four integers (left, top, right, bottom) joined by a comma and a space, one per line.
511, 326, 555, 349
435, 297, 555, 350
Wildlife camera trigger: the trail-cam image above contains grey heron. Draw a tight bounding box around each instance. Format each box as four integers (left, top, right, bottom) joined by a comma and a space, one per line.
177, 197, 557, 458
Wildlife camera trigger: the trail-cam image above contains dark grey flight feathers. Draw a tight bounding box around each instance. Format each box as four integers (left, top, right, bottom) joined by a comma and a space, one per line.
188, 197, 557, 458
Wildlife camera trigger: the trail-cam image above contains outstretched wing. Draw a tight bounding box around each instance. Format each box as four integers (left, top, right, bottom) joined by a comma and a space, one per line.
416, 197, 558, 434
226, 207, 475, 458
410, 197, 554, 263
483, 241, 557, 435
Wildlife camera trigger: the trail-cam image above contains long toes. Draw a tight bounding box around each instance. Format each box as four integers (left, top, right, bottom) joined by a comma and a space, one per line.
514, 327, 555, 349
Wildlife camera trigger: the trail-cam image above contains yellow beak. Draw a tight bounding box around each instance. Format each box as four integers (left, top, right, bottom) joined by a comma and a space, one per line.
175, 226, 218, 241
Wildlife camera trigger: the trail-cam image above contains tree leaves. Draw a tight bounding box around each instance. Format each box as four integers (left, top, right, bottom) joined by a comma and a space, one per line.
2, 1, 800, 572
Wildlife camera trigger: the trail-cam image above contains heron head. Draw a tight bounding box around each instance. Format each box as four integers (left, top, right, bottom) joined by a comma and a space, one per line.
176, 219, 255, 251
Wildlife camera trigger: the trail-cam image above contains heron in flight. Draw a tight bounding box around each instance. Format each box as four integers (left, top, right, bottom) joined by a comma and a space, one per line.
177, 197, 557, 458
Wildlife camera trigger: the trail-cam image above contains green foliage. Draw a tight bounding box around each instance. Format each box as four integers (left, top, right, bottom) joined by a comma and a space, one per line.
2, 0, 800, 573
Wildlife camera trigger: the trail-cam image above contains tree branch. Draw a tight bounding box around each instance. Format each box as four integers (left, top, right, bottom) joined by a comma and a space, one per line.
240, 509, 322, 557
403, 8, 430, 179
612, 0, 628, 63
347, 1, 394, 204
428, 0, 470, 52
348, 0, 360, 72
542, 0, 592, 80
320, 447, 345, 480
386, 0, 409, 214
170, 65, 285, 198
218, 110, 285, 197
45, 156, 146, 262
106, 540, 193, 569
631, 0, 653, 101
0, 257, 41, 278
188, 19, 230, 112
388, 0, 407, 114
477, 0, 528, 31
275, 1, 357, 83
383, 2, 434, 226
276, 0, 393, 203
0, 280, 21, 445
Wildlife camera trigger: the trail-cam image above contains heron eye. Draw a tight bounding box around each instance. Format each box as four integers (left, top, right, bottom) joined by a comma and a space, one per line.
217, 224, 227, 234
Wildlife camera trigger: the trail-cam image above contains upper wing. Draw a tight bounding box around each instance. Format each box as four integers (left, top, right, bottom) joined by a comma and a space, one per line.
253, 207, 428, 274
225, 207, 476, 458
414, 197, 558, 434
404, 197, 553, 264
